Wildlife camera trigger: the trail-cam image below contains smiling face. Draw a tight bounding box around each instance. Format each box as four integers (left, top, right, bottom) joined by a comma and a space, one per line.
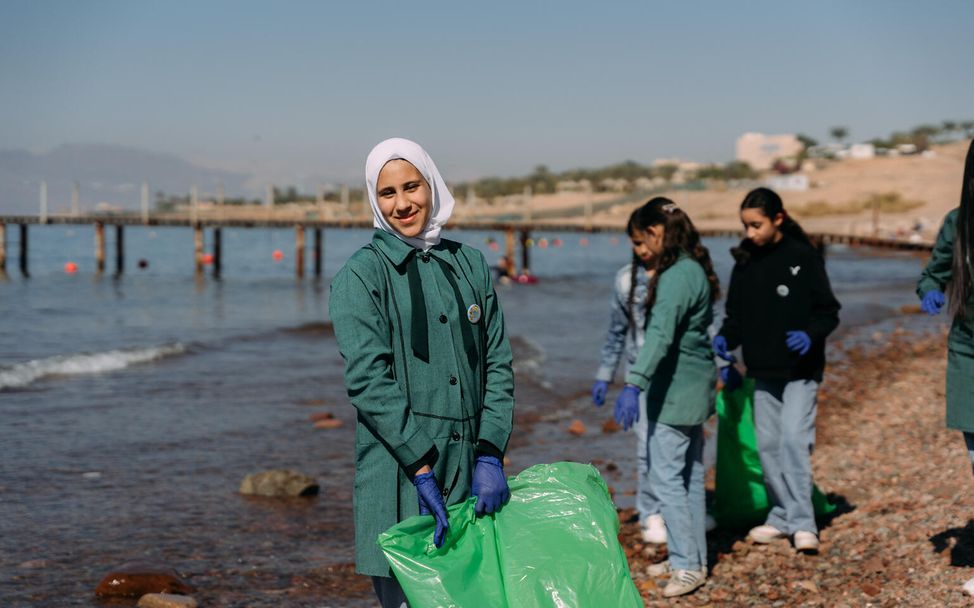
375, 159, 432, 238
741, 207, 784, 247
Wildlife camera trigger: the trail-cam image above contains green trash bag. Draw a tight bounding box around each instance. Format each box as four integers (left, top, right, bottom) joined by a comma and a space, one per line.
377, 461, 643, 608
712, 377, 835, 530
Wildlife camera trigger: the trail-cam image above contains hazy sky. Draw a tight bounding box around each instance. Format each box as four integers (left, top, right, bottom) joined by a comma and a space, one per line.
1, 0, 972, 189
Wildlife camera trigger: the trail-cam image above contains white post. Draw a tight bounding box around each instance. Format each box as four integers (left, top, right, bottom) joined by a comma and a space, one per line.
141, 181, 149, 224
72, 181, 80, 216
191, 184, 199, 224
40, 181, 48, 223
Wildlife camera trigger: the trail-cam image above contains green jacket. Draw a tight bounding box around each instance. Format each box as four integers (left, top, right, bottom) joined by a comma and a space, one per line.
625, 254, 716, 426
329, 229, 515, 576
917, 208, 974, 431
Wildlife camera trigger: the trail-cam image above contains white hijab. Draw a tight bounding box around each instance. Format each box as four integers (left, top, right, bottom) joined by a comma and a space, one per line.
366, 138, 455, 251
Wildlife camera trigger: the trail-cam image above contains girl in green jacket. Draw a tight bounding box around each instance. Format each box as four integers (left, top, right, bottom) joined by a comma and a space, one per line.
615, 197, 720, 597
330, 138, 515, 607
917, 139, 974, 596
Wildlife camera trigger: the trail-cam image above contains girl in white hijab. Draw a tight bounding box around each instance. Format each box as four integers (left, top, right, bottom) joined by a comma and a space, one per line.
330, 138, 515, 608
366, 137, 455, 251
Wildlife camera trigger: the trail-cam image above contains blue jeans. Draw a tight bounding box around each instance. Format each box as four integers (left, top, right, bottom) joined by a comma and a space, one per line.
964, 432, 974, 474
648, 421, 706, 571
753, 379, 819, 535
634, 391, 661, 520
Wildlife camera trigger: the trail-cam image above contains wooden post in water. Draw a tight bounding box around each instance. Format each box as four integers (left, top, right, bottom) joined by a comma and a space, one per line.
213, 228, 222, 278
519, 229, 531, 276
19, 224, 28, 277
95, 221, 105, 273
505, 228, 516, 277
40, 181, 48, 224
295, 224, 306, 279
194, 224, 204, 276
0, 221, 6, 275
141, 181, 149, 224
115, 225, 124, 275
313, 228, 322, 277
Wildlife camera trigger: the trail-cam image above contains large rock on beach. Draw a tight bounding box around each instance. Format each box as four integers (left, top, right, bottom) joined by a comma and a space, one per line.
94, 562, 194, 598
137, 593, 199, 608
239, 469, 319, 497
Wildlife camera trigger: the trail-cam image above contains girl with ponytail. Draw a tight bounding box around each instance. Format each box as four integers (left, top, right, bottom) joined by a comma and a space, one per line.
713, 187, 841, 554
591, 203, 667, 546
613, 197, 719, 597
917, 139, 974, 595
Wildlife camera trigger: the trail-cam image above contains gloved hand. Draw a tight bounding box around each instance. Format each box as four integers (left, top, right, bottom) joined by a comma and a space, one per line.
471, 455, 510, 516
591, 380, 609, 407
921, 290, 945, 315
720, 365, 743, 393
413, 471, 449, 548
614, 384, 640, 431
712, 335, 733, 362
785, 330, 812, 356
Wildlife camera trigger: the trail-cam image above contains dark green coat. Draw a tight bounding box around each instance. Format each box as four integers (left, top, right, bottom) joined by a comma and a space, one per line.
329, 229, 515, 576
917, 208, 974, 432
625, 254, 716, 426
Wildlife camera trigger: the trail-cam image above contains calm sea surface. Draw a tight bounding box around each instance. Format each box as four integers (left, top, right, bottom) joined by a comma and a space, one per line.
0, 225, 944, 606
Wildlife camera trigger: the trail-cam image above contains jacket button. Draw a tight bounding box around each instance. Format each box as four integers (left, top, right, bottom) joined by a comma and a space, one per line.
449, 375, 458, 385
439, 314, 448, 324
421, 253, 430, 263
442, 488, 449, 497
451, 431, 461, 441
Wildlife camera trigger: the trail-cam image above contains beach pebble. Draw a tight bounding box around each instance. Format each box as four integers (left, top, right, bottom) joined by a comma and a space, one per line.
94, 562, 193, 598
137, 593, 199, 608
601, 418, 620, 434
313, 418, 344, 429
18, 559, 48, 569
308, 411, 335, 422
567, 419, 586, 436
239, 469, 319, 497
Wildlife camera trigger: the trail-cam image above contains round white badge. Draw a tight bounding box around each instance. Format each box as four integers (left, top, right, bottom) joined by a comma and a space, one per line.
467, 304, 482, 324
776, 284, 790, 297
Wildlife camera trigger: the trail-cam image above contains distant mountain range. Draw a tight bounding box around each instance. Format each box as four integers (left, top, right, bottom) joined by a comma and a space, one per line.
0, 144, 251, 214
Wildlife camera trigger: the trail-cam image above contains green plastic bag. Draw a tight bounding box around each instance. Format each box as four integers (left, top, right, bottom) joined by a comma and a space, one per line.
712, 377, 835, 529
377, 462, 643, 608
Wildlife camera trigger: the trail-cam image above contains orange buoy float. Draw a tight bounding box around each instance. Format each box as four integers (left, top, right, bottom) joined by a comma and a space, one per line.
579, 237, 589, 247
552, 238, 563, 247
202, 253, 214, 265
64, 262, 78, 274
538, 238, 549, 249
272, 249, 284, 261
489, 242, 499, 251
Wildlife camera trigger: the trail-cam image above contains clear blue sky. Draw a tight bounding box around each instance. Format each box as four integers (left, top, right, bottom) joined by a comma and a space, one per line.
1, 0, 972, 190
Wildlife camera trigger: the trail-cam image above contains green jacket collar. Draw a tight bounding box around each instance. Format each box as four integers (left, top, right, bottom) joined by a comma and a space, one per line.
371, 229, 457, 269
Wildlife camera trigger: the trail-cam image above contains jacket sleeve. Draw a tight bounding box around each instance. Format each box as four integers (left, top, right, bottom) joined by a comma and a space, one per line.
718, 264, 744, 350
596, 271, 631, 382
917, 210, 956, 298
625, 269, 690, 391
475, 251, 515, 455
329, 263, 436, 472
805, 252, 841, 342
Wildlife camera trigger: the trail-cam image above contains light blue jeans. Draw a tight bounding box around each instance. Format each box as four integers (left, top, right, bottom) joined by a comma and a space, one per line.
964, 432, 974, 473
753, 378, 819, 535
634, 391, 661, 520
648, 421, 706, 571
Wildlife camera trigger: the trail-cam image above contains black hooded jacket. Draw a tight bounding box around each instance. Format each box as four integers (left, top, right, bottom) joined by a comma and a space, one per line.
719, 234, 841, 382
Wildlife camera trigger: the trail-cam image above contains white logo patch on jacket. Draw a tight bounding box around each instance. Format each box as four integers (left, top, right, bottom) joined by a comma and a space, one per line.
790, 265, 801, 276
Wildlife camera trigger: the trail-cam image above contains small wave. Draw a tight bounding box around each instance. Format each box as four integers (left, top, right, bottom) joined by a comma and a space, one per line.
0, 344, 187, 390
281, 321, 334, 337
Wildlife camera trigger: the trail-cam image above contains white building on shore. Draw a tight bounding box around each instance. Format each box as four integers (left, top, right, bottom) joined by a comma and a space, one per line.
736, 132, 803, 171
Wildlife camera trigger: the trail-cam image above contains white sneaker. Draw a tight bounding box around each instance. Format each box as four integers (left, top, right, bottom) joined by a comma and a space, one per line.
963, 575, 974, 597
646, 560, 671, 577
662, 568, 706, 597
641, 514, 667, 544
748, 524, 787, 544
793, 531, 820, 553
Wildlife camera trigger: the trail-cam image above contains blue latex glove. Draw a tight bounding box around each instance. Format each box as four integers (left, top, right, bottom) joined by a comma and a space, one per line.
614, 385, 640, 431
471, 455, 510, 516
413, 471, 449, 547
719, 365, 743, 393
712, 335, 733, 362
921, 290, 945, 315
785, 330, 812, 356
591, 380, 609, 407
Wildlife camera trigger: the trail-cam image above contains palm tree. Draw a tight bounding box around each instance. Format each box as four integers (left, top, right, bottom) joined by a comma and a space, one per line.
829, 127, 849, 145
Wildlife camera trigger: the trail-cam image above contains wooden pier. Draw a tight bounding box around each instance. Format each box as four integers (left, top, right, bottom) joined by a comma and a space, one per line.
0, 213, 934, 279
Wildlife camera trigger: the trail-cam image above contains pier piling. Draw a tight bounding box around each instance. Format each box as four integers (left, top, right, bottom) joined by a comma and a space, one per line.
19, 224, 28, 277
295, 225, 306, 279
505, 229, 516, 277
213, 228, 222, 278
313, 228, 322, 277
115, 225, 124, 275
194, 224, 204, 275
0, 222, 6, 274
519, 229, 531, 276
95, 222, 105, 274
